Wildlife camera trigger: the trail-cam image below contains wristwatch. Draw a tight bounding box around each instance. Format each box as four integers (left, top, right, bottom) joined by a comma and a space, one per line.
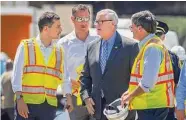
16, 94, 23, 100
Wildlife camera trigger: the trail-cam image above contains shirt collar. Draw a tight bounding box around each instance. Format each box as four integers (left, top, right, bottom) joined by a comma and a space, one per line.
71, 30, 92, 43
36, 35, 55, 48
138, 33, 155, 49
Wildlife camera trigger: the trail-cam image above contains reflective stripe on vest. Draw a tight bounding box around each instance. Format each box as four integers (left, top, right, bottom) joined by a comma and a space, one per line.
22, 85, 56, 97
130, 73, 174, 85
134, 53, 171, 76
55, 47, 62, 70
23, 65, 63, 80
26, 40, 36, 65
166, 81, 174, 106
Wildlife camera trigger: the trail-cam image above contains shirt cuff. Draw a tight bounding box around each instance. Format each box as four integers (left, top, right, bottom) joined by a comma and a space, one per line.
81, 90, 89, 101
176, 102, 185, 110
138, 82, 150, 93
12, 85, 22, 93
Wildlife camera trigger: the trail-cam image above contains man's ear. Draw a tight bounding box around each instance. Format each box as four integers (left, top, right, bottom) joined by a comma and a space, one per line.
71, 16, 75, 23
161, 34, 166, 41
112, 21, 116, 26
42, 26, 48, 32
138, 26, 143, 31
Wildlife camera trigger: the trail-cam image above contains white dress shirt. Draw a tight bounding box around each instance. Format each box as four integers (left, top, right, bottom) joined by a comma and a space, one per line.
57, 30, 100, 91
11, 35, 71, 95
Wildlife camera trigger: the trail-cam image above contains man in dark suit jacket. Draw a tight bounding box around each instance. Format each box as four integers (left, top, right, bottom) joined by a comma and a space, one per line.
80, 9, 139, 120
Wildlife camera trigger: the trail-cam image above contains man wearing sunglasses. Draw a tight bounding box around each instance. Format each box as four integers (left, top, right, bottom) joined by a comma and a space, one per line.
80, 9, 139, 120
58, 4, 99, 120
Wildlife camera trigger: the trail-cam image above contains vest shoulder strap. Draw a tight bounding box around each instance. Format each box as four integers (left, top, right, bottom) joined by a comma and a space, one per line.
22, 38, 36, 65
55, 44, 63, 70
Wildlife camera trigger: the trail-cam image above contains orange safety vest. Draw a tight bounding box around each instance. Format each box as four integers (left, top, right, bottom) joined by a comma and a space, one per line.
129, 36, 175, 110
21, 38, 64, 107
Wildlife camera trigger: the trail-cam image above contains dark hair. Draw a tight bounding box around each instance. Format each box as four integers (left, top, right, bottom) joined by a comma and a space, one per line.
155, 32, 164, 37
38, 12, 60, 32
72, 4, 90, 16
6, 59, 13, 71
131, 10, 157, 33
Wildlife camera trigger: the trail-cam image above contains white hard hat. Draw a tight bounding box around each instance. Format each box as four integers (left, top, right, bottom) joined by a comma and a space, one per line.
171, 46, 186, 61
103, 98, 129, 120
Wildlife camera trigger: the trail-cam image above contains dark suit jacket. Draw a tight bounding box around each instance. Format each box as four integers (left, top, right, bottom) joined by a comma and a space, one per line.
80, 31, 139, 119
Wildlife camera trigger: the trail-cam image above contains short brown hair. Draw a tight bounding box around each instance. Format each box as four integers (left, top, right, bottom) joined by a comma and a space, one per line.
38, 12, 60, 32
72, 4, 90, 16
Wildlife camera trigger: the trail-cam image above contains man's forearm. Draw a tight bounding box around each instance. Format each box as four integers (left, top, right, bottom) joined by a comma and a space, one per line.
130, 86, 145, 99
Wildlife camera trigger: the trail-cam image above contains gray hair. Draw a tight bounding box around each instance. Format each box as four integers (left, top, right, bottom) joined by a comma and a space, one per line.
131, 10, 157, 33
98, 9, 118, 26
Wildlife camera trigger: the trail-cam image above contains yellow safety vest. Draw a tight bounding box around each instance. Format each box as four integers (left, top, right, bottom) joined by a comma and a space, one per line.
129, 36, 175, 110
21, 38, 64, 107
71, 64, 84, 105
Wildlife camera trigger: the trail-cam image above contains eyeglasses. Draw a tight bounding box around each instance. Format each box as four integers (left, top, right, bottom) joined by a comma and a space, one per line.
94, 20, 112, 25
74, 16, 90, 22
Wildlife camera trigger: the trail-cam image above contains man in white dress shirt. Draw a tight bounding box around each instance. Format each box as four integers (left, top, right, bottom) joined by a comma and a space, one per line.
58, 4, 100, 120
11, 12, 73, 120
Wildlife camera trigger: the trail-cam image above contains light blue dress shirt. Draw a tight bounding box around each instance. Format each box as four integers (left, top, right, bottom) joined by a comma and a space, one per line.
100, 31, 116, 63
138, 34, 163, 92
11, 35, 71, 95
176, 61, 186, 110
100, 31, 116, 97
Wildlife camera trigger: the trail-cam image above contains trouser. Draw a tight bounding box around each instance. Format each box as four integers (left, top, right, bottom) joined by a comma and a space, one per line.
14, 100, 56, 120
97, 97, 107, 120
4, 108, 14, 120
166, 108, 177, 120
69, 95, 90, 120
137, 108, 169, 120
96, 98, 136, 120
1, 108, 14, 120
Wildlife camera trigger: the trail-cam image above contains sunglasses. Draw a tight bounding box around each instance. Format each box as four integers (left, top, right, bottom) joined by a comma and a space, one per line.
74, 16, 90, 22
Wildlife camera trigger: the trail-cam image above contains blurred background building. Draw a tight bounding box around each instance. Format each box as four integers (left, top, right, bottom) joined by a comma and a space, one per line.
1, 1, 186, 60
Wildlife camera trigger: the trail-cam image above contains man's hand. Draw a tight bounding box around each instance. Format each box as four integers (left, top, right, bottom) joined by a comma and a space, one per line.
121, 90, 133, 108
17, 98, 29, 118
66, 94, 74, 113
176, 108, 185, 120
85, 97, 95, 115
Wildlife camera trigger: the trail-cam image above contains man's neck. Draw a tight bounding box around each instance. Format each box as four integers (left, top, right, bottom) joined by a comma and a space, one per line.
40, 34, 52, 47
102, 30, 115, 40
75, 30, 89, 41
139, 33, 150, 41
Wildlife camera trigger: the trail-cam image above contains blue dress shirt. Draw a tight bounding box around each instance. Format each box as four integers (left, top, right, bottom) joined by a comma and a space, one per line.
138, 34, 163, 92
176, 61, 186, 110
